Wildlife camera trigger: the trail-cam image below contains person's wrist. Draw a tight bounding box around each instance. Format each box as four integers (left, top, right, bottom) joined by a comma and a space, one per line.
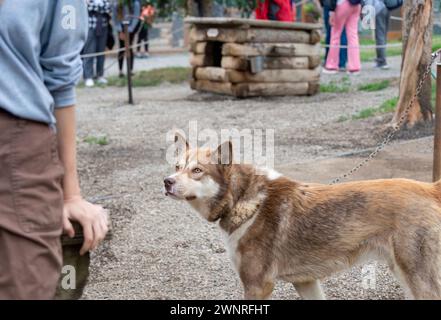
64, 195, 83, 203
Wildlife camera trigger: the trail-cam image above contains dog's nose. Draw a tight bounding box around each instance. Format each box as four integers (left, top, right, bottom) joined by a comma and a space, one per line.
164, 177, 176, 188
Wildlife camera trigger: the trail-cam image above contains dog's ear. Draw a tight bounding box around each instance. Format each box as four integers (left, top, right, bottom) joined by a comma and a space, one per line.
213, 141, 233, 165
175, 132, 189, 157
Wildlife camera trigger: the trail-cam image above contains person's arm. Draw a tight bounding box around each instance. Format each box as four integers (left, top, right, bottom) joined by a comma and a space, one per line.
55, 107, 108, 255
40, 0, 108, 255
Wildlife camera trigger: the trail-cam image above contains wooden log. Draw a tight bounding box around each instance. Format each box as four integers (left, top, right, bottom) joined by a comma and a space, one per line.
221, 56, 311, 71
190, 53, 212, 67
190, 80, 320, 97
190, 27, 314, 44
308, 55, 322, 69
195, 67, 229, 82
185, 17, 323, 32
227, 68, 320, 83
308, 81, 320, 95
190, 42, 210, 54
234, 82, 310, 97
222, 43, 321, 57
191, 79, 234, 95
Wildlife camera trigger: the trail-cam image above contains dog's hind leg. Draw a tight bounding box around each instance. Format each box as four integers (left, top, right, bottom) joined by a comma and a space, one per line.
293, 280, 326, 300
392, 228, 441, 300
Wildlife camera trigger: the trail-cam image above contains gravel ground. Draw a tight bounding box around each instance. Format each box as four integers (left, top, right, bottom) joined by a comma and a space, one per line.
77, 56, 424, 299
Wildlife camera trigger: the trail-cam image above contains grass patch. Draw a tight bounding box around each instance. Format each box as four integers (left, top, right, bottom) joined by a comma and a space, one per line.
320, 76, 351, 93
358, 79, 390, 92
350, 97, 398, 120
84, 135, 109, 146
107, 67, 191, 87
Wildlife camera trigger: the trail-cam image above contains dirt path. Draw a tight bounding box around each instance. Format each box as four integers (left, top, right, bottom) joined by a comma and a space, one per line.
77, 57, 433, 299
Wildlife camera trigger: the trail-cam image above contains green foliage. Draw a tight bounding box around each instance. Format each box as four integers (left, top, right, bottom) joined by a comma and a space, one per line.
350, 97, 398, 120
358, 80, 390, 92
84, 136, 109, 146
320, 77, 351, 93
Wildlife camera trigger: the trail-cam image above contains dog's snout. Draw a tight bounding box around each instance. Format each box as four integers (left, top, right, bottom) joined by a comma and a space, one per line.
164, 177, 176, 188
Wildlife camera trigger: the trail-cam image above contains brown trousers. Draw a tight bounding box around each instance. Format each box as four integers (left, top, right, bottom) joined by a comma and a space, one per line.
0, 109, 64, 299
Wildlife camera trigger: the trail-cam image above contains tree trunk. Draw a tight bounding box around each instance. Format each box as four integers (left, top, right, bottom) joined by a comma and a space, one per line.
392, 0, 433, 127
187, 0, 213, 17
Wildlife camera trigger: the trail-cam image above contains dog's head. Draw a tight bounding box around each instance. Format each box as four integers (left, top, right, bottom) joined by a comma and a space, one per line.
164, 133, 232, 207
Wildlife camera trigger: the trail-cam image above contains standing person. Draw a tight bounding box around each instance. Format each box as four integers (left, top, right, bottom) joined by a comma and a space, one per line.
324, 0, 362, 75
0, 0, 108, 299
320, 0, 348, 71
256, 0, 293, 21
83, 0, 112, 87
114, 0, 141, 78
136, 1, 155, 59
363, 0, 402, 69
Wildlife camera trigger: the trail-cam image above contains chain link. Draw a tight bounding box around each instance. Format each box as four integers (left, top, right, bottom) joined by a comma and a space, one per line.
329, 50, 441, 185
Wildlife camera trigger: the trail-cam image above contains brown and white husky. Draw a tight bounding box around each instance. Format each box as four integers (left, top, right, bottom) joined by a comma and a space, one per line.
164, 134, 441, 300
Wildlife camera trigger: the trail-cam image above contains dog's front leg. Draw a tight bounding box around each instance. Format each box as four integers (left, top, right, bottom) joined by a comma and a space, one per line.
293, 280, 326, 300
243, 281, 275, 300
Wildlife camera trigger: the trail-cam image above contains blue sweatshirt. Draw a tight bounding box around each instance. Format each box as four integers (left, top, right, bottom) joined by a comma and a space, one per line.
0, 0, 88, 125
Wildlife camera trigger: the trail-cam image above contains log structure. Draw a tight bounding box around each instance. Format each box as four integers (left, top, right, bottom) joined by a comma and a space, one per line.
186, 17, 322, 98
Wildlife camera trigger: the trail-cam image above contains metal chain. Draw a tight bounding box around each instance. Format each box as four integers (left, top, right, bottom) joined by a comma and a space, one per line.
329, 50, 441, 185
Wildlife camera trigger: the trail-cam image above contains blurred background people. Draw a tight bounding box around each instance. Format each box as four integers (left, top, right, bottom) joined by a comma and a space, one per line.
256, 0, 293, 21
136, 1, 155, 59
114, 0, 141, 78
363, 0, 402, 70
83, 0, 112, 87
321, 0, 348, 71
324, 0, 362, 75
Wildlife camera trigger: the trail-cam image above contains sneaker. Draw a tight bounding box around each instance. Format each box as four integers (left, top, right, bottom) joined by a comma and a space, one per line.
347, 70, 361, 76
322, 68, 338, 75
374, 63, 390, 70
97, 77, 108, 85
141, 53, 150, 59
338, 67, 347, 73
84, 78, 94, 87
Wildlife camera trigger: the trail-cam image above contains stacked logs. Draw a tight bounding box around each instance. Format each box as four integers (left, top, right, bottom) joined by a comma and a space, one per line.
186, 18, 322, 98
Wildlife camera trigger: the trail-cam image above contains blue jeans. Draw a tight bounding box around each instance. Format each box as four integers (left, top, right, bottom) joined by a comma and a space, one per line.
82, 26, 108, 79
324, 5, 347, 69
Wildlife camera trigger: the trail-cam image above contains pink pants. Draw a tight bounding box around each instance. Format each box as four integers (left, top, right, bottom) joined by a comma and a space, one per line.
325, 1, 361, 72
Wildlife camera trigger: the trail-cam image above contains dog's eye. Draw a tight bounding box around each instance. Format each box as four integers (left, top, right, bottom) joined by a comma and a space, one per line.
192, 168, 202, 174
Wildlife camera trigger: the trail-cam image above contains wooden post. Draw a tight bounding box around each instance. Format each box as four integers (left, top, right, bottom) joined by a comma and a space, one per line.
433, 55, 441, 182
123, 21, 134, 105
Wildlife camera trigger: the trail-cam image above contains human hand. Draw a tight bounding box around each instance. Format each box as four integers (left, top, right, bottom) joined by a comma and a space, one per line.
63, 196, 109, 255
329, 12, 335, 26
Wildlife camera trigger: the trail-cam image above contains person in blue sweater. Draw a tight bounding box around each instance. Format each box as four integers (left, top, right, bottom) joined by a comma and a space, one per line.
0, 0, 108, 299
113, 0, 141, 78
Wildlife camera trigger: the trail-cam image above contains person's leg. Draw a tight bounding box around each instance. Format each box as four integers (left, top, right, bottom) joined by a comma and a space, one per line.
96, 28, 108, 78
129, 31, 137, 72
144, 27, 149, 53
340, 27, 348, 69
137, 28, 144, 53
375, 8, 389, 67
345, 3, 362, 72
0, 110, 64, 299
118, 37, 125, 73
82, 29, 96, 80
323, 5, 331, 62
325, 4, 350, 70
